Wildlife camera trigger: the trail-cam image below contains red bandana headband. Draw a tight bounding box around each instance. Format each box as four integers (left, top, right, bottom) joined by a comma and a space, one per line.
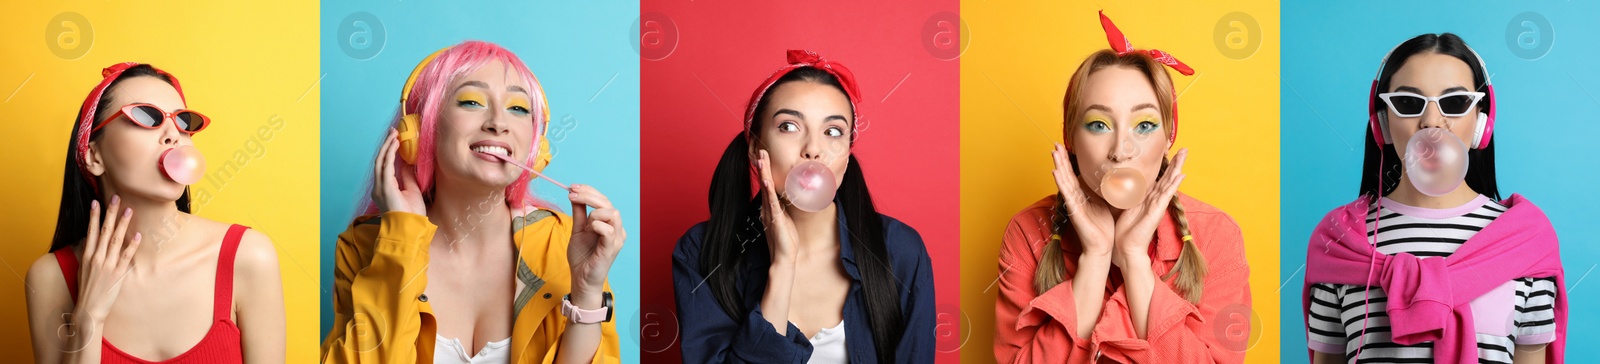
742, 50, 862, 143
1097, 10, 1192, 146
73, 62, 187, 194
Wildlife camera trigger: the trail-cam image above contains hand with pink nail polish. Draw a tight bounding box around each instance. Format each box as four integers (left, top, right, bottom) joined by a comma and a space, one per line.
74, 195, 143, 324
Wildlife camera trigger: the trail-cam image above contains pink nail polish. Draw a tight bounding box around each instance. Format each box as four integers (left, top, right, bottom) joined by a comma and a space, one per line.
134, 232, 141, 241
112, 195, 120, 204
125, 208, 132, 216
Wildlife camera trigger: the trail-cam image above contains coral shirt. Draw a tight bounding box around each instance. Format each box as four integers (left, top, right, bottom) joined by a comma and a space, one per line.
995, 194, 1251, 363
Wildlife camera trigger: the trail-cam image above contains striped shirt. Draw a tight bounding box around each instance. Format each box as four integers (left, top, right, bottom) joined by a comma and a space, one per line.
1306, 195, 1558, 364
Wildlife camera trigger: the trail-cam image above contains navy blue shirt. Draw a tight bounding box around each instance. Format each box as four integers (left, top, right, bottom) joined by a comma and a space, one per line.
672, 210, 936, 363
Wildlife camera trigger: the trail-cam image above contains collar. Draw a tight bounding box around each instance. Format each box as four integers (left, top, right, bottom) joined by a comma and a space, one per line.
835, 201, 863, 282
506, 205, 573, 361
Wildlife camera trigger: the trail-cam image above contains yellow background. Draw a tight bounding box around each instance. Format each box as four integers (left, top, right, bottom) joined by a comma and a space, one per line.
0, 1, 320, 361
958, 1, 1279, 362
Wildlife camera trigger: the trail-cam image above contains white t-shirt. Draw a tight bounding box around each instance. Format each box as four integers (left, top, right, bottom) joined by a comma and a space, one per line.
806, 320, 848, 364
435, 335, 511, 364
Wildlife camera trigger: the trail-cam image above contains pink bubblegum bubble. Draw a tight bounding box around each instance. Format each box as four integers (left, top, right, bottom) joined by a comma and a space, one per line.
784, 160, 837, 212
1099, 167, 1149, 210
159, 145, 206, 185
1404, 128, 1468, 196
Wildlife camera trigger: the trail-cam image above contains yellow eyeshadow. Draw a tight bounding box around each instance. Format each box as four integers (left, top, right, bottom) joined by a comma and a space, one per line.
507, 98, 531, 110
1083, 113, 1111, 125
455, 91, 488, 104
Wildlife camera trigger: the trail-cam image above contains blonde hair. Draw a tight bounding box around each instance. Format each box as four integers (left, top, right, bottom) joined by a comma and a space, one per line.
1034, 49, 1207, 303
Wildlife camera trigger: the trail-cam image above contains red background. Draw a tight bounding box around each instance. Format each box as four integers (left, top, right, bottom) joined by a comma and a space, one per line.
638, 1, 961, 362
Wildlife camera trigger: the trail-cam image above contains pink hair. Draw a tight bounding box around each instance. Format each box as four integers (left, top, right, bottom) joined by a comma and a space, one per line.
361, 40, 554, 215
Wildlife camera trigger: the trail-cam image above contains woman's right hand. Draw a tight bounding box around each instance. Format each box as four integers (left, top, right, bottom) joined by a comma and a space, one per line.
755, 150, 802, 335
756, 150, 800, 262
372, 128, 427, 216
75, 195, 141, 324
1051, 143, 1116, 255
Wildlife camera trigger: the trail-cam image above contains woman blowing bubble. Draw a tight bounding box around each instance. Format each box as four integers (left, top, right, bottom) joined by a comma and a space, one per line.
994, 12, 1251, 363
25, 63, 287, 363
1301, 33, 1567, 364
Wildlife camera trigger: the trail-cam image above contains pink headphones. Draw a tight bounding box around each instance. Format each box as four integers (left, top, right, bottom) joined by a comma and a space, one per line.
1367, 42, 1496, 149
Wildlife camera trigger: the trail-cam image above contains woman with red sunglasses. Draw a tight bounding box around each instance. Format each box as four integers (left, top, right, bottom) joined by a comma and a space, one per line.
23, 63, 286, 363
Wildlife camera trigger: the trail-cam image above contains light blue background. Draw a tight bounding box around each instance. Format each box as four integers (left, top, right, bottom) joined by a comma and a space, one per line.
319, 1, 640, 361
1281, 2, 1600, 362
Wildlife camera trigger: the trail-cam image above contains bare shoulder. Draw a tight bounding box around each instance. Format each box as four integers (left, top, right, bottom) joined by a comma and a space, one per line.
234, 228, 282, 277
27, 251, 66, 287
188, 215, 281, 276
25, 251, 71, 304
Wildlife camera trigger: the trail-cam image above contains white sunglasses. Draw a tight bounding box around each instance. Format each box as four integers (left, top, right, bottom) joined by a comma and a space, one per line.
1377, 91, 1485, 118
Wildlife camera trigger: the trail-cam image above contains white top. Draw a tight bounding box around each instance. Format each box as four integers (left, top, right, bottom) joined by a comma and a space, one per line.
805, 320, 848, 364
434, 335, 512, 364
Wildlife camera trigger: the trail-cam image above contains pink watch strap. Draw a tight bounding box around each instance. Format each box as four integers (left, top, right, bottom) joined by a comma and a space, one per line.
562, 295, 609, 324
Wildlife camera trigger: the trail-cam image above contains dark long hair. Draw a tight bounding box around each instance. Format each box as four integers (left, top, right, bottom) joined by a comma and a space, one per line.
1361, 33, 1499, 201
699, 67, 905, 362
49, 64, 192, 253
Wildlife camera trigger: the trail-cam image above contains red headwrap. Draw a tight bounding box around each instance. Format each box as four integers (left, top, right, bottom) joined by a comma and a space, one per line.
1096, 10, 1192, 146
742, 50, 862, 143
1100, 11, 1193, 76
73, 62, 187, 194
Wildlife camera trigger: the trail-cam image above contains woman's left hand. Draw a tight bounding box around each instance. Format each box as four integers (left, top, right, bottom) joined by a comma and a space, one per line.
1112, 148, 1187, 269
567, 184, 626, 306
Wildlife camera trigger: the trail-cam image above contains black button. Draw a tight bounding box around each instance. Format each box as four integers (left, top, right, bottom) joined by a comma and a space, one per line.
543, 293, 553, 299
419, 294, 428, 302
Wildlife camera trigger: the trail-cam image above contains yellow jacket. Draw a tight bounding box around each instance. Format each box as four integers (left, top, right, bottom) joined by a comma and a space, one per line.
321, 208, 620, 363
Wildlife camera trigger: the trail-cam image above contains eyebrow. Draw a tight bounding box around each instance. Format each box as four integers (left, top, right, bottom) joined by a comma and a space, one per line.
773, 109, 848, 123
455, 81, 531, 99
773, 109, 803, 119
1393, 85, 1470, 94
1086, 103, 1159, 114
455, 81, 488, 92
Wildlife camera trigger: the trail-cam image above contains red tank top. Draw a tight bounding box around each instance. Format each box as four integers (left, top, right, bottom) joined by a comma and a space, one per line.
54, 224, 247, 364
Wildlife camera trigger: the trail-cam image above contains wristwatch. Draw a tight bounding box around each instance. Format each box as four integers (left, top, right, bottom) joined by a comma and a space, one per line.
561, 292, 613, 324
